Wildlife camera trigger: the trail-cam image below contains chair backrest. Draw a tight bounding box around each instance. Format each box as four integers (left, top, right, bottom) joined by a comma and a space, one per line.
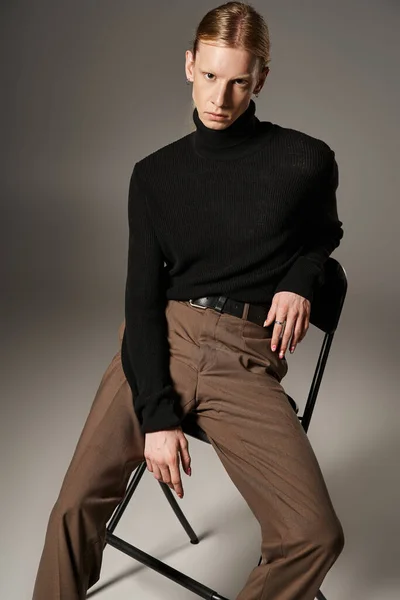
309, 257, 348, 334
299, 257, 347, 432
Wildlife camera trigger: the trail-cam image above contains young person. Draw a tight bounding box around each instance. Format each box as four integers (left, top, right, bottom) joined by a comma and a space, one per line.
33, 3, 345, 599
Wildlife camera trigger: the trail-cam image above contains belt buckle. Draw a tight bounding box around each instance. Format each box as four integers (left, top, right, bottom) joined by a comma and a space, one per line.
189, 298, 207, 309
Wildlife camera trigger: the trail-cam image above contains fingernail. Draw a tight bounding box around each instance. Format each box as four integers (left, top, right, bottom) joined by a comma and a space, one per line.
290, 347, 295, 353
188, 467, 192, 476
271, 345, 276, 351
279, 351, 284, 358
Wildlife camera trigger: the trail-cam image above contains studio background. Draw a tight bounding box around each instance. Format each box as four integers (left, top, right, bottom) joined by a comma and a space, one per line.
1, 1, 399, 599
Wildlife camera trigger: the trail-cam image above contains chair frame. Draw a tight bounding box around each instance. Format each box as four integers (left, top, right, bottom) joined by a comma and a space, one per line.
102, 257, 348, 600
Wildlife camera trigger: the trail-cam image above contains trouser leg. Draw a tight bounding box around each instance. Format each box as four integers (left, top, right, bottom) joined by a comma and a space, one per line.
191, 307, 345, 600
32, 317, 198, 600
31, 340, 143, 599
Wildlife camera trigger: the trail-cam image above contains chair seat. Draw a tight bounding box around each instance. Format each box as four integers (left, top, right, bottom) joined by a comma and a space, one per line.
287, 394, 299, 414
181, 411, 211, 443
181, 394, 299, 443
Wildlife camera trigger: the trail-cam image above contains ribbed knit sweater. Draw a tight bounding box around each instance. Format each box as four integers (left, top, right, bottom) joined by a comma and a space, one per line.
120, 99, 343, 434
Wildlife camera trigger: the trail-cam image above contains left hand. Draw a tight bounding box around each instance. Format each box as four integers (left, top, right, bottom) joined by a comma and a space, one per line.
263, 291, 311, 358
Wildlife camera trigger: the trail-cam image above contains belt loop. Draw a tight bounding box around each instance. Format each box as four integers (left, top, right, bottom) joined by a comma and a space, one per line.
214, 296, 228, 312
242, 302, 250, 320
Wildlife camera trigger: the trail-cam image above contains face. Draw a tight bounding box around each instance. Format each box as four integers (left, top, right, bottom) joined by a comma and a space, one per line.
185, 41, 269, 130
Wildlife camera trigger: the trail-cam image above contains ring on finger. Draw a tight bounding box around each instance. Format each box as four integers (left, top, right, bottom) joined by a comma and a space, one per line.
275, 319, 286, 339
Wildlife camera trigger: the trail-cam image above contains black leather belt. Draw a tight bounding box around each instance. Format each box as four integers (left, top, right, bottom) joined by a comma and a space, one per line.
188, 296, 271, 328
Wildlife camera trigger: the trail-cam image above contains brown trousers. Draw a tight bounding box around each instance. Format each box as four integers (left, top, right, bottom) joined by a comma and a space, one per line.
32, 299, 344, 600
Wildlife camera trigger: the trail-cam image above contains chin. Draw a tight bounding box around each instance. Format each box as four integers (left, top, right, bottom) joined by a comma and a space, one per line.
206, 119, 228, 128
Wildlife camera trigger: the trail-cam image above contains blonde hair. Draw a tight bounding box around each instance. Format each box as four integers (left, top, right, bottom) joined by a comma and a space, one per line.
184, 2, 270, 132
191, 1, 270, 72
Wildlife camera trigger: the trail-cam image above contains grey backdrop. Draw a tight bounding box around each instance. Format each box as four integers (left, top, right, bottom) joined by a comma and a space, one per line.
1, 1, 399, 599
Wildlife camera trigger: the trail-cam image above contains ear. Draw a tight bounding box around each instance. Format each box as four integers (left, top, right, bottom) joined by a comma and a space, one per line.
255, 66, 270, 94
185, 50, 195, 80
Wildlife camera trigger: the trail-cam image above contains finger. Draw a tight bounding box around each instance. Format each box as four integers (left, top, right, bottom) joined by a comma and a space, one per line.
278, 315, 296, 358
179, 434, 191, 476
145, 458, 153, 472
159, 464, 172, 487
298, 318, 310, 343
264, 299, 277, 327
271, 314, 286, 351
151, 463, 162, 482
169, 460, 184, 498
158, 464, 180, 493
289, 316, 305, 353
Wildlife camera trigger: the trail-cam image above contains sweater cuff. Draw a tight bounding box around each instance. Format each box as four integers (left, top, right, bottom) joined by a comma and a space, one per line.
121, 333, 183, 434
139, 385, 184, 434
274, 256, 321, 302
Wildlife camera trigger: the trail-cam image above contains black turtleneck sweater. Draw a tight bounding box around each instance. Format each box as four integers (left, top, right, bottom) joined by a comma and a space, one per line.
121, 100, 343, 434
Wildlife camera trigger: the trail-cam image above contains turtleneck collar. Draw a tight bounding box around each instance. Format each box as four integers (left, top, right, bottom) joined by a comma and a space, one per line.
191, 99, 268, 160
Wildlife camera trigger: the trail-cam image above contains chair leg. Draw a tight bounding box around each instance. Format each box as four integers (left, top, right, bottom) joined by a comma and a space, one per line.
104, 463, 326, 600
106, 531, 230, 600
106, 461, 147, 537
158, 481, 199, 544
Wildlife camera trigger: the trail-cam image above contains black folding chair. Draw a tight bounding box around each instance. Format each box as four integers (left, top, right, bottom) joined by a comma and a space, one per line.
103, 257, 348, 600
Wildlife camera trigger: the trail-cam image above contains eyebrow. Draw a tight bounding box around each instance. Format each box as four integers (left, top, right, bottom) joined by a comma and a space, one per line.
202, 70, 252, 78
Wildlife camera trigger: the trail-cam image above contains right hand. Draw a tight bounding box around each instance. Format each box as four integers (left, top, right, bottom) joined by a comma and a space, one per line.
144, 427, 191, 498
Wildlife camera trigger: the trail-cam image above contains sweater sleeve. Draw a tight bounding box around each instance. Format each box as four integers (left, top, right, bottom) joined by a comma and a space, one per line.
124, 164, 183, 434
274, 149, 344, 302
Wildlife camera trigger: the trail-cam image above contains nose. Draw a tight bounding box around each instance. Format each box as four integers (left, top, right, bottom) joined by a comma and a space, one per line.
213, 83, 230, 109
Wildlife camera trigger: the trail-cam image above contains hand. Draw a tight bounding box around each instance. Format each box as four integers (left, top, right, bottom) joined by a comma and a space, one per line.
263, 291, 311, 358
144, 427, 191, 499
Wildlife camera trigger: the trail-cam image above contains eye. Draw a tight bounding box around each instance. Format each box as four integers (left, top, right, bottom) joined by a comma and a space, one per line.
203, 73, 249, 86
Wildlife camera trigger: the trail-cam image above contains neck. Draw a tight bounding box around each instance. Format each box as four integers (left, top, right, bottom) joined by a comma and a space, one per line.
192, 99, 264, 160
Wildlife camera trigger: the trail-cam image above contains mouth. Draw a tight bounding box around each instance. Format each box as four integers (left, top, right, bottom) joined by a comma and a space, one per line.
207, 112, 228, 118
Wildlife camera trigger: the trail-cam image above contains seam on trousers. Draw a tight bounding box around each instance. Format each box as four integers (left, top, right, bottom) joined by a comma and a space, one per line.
239, 436, 290, 561
206, 428, 287, 567
260, 560, 274, 600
